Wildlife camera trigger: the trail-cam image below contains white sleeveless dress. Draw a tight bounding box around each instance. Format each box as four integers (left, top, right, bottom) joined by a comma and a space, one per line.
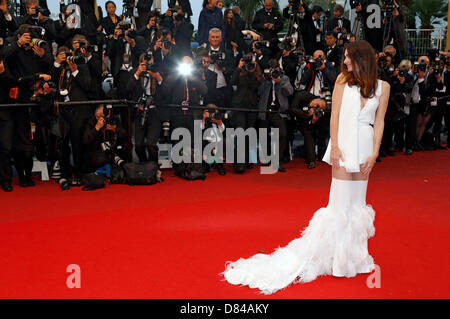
222, 80, 383, 294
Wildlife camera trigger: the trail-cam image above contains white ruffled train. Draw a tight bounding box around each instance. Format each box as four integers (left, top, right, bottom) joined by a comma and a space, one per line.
222, 178, 376, 294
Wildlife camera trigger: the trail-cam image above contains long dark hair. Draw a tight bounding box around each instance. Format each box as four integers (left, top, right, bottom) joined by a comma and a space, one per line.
339, 40, 378, 99
224, 9, 235, 29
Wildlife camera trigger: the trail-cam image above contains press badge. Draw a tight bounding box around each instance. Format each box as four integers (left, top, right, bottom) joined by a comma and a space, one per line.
316, 33, 321, 42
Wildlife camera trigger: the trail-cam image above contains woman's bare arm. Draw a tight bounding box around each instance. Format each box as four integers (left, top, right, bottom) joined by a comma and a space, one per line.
330, 74, 346, 165
372, 81, 390, 157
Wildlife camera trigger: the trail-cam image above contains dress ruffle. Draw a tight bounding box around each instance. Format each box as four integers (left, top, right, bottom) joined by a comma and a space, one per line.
222, 179, 376, 295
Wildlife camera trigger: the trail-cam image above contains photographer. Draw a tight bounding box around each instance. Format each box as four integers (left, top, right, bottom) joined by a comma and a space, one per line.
280, 37, 300, 88
135, 0, 154, 30
72, 34, 103, 100
427, 56, 447, 150
201, 104, 226, 175
404, 56, 431, 155
326, 5, 350, 40
431, 58, 450, 149
389, 61, 414, 154
200, 28, 234, 108
382, 64, 413, 156
82, 104, 128, 176
257, 59, 294, 172
251, 38, 278, 71
152, 28, 177, 77
107, 21, 146, 99
324, 31, 343, 73
301, 5, 324, 55
136, 10, 161, 49
51, 45, 92, 190
3, 23, 53, 188
230, 53, 263, 173
282, 0, 307, 49
127, 51, 164, 163
290, 91, 328, 169
13, 0, 57, 42
251, 0, 283, 54
298, 50, 337, 96
163, 56, 207, 167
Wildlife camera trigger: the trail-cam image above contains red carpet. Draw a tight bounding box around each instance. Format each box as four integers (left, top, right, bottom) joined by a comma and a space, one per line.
0, 150, 449, 299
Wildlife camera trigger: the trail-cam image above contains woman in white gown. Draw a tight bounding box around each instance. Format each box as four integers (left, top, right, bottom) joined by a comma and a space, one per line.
222, 40, 391, 294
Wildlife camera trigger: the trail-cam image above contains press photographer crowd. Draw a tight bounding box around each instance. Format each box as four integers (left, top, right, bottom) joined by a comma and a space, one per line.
0, 0, 449, 192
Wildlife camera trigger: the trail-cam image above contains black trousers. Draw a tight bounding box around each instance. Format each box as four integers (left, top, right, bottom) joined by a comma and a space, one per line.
134, 108, 161, 163
0, 114, 14, 184
259, 113, 287, 166
12, 107, 34, 180
59, 108, 90, 179
297, 116, 327, 164
405, 103, 418, 150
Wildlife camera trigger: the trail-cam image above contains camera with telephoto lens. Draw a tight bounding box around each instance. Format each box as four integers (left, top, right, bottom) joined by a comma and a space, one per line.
243, 53, 256, 72
103, 104, 116, 125
302, 102, 325, 119
25, 26, 46, 48
209, 51, 226, 68
66, 55, 86, 65
125, 29, 137, 39
280, 37, 295, 51
31, 5, 50, 18
254, 41, 271, 50
75, 40, 98, 54
205, 107, 223, 127
309, 57, 324, 70
418, 62, 427, 72
398, 68, 407, 77
271, 69, 282, 79
143, 51, 158, 72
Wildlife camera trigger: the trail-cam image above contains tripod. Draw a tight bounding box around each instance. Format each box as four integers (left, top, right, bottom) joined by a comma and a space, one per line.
382, 10, 395, 49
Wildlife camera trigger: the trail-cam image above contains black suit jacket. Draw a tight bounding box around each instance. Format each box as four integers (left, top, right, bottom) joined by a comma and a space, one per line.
326, 16, 351, 34
251, 8, 283, 41
107, 35, 146, 77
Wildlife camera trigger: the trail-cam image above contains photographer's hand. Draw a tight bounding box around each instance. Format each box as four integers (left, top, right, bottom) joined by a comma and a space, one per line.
38, 74, 51, 81
0, 60, 5, 74
135, 62, 146, 78
95, 117, 106, 131
32, 45, 45, 57
67, 60, 77, 73
17, 33, 31, 47
106, 124, 117, 132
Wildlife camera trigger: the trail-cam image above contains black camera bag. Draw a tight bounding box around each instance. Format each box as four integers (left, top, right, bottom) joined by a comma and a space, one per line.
81, 173, 107, 191
123, 161, 159, 185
